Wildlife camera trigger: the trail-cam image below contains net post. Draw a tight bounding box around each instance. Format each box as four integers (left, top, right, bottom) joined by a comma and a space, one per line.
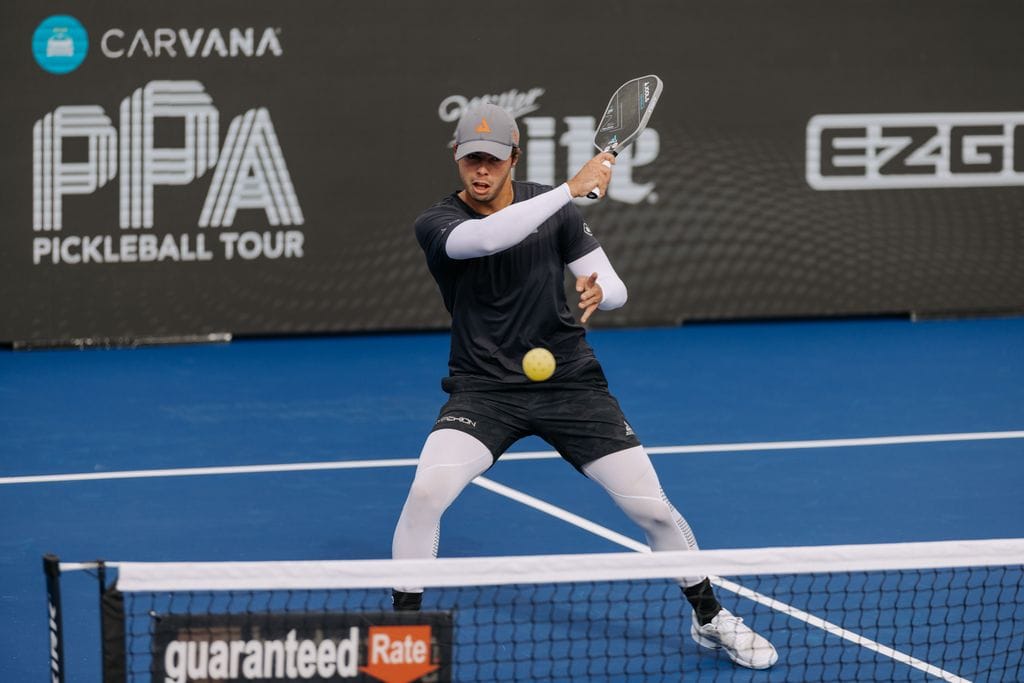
43, 554, 65, 683
99, 561, 126, 683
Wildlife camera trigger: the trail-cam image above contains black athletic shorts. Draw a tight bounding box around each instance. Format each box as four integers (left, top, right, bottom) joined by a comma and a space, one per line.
430, 387, 642, 472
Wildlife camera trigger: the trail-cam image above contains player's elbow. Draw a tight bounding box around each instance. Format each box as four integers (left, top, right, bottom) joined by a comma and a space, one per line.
445, 221, 498, 259
475, 229, 508, 256
445, 224, 507, 259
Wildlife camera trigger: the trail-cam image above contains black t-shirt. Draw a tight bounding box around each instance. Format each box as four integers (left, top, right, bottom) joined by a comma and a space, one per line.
415, 181, 607, 392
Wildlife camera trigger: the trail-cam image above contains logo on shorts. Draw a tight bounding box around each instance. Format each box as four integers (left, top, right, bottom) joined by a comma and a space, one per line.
437, 415, 477, 428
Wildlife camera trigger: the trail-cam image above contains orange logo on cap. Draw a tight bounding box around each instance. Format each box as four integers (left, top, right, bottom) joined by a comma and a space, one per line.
360, 625, 440, 683
475, 118, 492, 133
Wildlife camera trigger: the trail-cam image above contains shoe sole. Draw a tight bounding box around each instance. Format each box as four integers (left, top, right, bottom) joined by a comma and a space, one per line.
691, 628, 779, 670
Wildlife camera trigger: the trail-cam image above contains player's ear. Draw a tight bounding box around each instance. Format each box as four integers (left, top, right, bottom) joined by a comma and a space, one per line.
510, 146, 520, 166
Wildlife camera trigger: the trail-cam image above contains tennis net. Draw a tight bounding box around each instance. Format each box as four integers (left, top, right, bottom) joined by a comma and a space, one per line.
46, 539, 1024, 682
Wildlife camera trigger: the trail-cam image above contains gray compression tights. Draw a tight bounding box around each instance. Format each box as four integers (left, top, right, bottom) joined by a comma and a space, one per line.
392, 429, 704, 591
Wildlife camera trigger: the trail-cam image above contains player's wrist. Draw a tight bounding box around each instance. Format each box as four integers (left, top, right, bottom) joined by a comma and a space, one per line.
566, 177, 593, 198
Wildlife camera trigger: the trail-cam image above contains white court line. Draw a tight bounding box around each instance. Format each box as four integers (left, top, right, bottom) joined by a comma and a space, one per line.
2, 429, 1022, 486
471, 476, 650, 552
471, 476, 970, 683
0, 459, 420, 485
509, 430, 1024, 460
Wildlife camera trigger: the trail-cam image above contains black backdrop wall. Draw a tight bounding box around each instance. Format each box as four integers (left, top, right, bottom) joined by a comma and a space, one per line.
3, 0, 1023, 345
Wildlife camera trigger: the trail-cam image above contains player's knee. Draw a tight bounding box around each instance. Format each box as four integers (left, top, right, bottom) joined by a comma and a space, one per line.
623, 498, 676, 534
404, 476, 454, 517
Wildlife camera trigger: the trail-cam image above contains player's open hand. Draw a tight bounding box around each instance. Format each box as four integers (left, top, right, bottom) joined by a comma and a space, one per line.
567, 153, 615, 198
576, 272, 603, 323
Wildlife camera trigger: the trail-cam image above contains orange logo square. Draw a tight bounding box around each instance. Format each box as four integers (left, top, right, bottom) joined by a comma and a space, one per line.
359, 625, 439, 683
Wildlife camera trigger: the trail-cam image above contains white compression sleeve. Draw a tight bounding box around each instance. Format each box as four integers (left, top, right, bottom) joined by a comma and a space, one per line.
391, 429, 493, 592
567, 247, 628, 310
445, 184, 573, 259
583, 446, 705, 587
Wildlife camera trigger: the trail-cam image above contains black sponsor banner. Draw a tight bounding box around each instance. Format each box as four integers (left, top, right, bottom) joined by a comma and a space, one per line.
2, 1, 1023, 344
151, 611, 453, 683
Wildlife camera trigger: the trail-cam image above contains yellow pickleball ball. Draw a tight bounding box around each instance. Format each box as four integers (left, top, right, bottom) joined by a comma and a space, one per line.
522, 347, 556, 382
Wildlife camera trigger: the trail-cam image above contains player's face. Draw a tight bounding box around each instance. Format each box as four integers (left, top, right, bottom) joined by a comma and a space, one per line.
457, 151, 514, 207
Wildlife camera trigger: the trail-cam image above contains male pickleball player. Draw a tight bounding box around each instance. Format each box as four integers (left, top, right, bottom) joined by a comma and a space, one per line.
391, 103, 777, 669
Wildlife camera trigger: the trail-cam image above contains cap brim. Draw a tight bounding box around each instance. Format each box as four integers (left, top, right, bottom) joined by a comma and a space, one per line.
454, 140, 513, 161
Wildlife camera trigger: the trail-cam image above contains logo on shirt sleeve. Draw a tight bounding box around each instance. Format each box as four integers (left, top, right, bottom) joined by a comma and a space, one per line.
583, 221, 593, 236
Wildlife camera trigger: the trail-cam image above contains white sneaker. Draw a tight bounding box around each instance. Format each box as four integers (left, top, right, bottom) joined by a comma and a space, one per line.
691, 608, 779, 670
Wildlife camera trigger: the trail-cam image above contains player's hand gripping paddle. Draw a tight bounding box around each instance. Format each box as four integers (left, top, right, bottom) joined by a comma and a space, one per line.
587, 75, 664, 199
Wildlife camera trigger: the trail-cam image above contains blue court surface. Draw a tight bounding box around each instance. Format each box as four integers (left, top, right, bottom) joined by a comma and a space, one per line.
2, 317, 1023, 681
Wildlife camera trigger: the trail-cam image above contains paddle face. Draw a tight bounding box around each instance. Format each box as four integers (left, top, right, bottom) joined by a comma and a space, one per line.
593, 75, 664, 153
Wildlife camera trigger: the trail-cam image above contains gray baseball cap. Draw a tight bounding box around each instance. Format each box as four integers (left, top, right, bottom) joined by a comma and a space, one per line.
453, 103, 520, 161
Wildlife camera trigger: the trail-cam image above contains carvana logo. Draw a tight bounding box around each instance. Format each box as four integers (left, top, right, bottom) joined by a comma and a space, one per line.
33, 15, 88, 74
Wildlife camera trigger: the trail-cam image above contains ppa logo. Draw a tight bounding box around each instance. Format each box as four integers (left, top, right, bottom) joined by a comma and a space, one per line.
360, 625, 440, 683
438, 88, 661, 204
33, 80, 303, 232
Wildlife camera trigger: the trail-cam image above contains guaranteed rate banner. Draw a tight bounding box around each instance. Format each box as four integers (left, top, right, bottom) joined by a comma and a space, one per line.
2, 1, 1023, 345
149, 611, 453, 683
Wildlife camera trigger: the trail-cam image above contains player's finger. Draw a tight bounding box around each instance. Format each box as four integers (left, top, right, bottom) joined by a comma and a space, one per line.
580, 286, 602, 306
587, 272, 599, 287
575, 274, 589, 292
581, 302, 598, 324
